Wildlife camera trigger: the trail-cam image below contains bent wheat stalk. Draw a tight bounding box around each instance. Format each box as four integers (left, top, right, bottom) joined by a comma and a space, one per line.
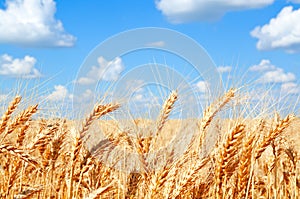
79, 103, 120, 139
156, 90, 178, 135
6, 104, 38, 135
0, 96, 21, 135
255, 114, 294, 160
148, 90, 177, 153
1, 104, 38, 144
69, 103, 120, 199
189, 88, 236, 151
0, 144, 39, 167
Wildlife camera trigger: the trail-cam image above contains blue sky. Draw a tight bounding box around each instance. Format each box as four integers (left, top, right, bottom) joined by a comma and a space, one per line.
1, 0, 300, 113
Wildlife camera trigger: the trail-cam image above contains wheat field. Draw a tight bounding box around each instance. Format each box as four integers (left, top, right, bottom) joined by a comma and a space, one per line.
0, 89, 299, 198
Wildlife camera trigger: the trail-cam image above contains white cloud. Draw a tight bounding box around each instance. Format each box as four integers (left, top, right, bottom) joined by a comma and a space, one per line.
0, 0, 76, 47
82, 89, 93, 100
249, 59, 276, 72
0, 54, 42, 78
129, 87, 161, 111
145, 41, 166, 47
47, 85, 72, 101
76, 77, 95, 85
251, 6, 300, 53
259, 68, 296, 83
217, 66, 232, 73
71, 89, 94, 104
250, 59, 296, 84
0, 94, 7, 103
156, 0, 274, 23
77, 56, 124, 85
125, 80, 145, 92
131, 88, 147, 103
196, 81, 209, 93
288, 0, 300, 3
281, 82, 300, 94
133, 93, 144, 102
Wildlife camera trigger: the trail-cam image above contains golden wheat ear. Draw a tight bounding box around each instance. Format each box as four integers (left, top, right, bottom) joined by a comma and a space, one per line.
68, 102, 120, 199
73, 102, 120, 160
0, 144, 39, 167
215, 123, 245, 198
237, 133, 256, 198
79, 103, 120, 140
156, 90, 178, 136
255, 114, 295, 160
0, 104, 38, 145
7, 104, 38, 134
0, 96, 22, 135
126, 172, 142, 198
144, 90, 178, 153
188, 88, 236, 152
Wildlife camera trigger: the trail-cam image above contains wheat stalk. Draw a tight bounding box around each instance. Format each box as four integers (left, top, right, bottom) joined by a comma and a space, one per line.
170, 156, 210, 198
156, 90, 178, 135
85, 184, 113, 199
79, 103, 120, 139
255, 114, 295, 160
237, 134, 256, 198
0, 96, 21, 135
68, 103, 119, 199
13, 186, 43, 199
6, 104, 38, 135
16, 122, 30, 147
215, 123, 245, 199
28, 124, 57, 155
201, 89, 235, 132
162, 89, 236, 192
126, 172, 142, 198
6, 160, 23, 196
0, 144, 39, 167
145, 90, 178, 154
189, 88, 236, 152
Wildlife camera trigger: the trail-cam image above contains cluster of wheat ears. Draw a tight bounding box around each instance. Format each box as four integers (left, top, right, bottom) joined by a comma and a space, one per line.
0, 88, 299, 198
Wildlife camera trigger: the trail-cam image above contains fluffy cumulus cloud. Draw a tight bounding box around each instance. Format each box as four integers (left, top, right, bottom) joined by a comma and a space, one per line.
47, 85, 73, 101
196, 81, 209, 93
259, 68, 296, 83
217, 66, 232, 73
156, 0, 274, 23
0, 0, 76, 47
251, 6, 300, 53
0, 54, 42, 78
249, 59, 276, 72
249, 59, 296, 83
281, 82, 300, 94
71, 89, 94, 104
77, 56, 124, 85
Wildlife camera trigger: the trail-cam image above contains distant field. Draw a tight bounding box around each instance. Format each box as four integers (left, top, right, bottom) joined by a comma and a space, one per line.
0, 90, 300, 198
